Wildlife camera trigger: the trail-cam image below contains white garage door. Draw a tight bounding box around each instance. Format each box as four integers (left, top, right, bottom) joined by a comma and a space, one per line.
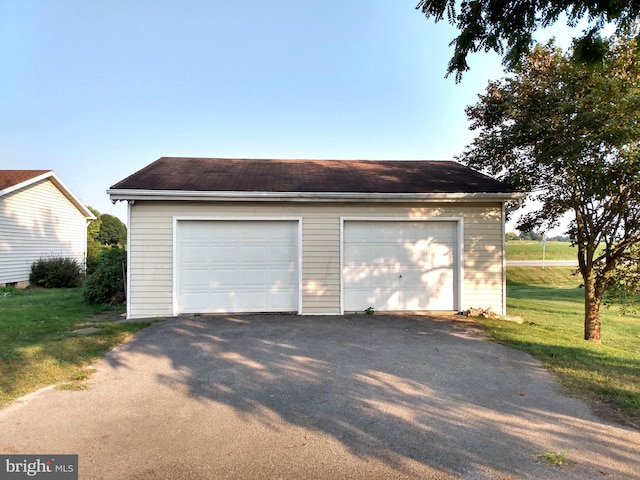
343, 221, 458, 312
177, 220, 299, 313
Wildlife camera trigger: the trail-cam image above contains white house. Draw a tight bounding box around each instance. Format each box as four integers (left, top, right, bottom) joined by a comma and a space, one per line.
108, 157, 522, 319
0, 170, 95, 287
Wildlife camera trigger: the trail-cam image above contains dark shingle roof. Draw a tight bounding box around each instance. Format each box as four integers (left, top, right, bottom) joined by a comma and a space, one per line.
110, 158, 516, 194
0, 170, 51, 191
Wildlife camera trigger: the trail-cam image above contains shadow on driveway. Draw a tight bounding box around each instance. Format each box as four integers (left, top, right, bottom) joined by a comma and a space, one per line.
2, 314, 639, 479
113, 314, 640, 478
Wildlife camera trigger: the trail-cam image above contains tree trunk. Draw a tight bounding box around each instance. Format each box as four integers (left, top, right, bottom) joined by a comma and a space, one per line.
584, 277, 602, 344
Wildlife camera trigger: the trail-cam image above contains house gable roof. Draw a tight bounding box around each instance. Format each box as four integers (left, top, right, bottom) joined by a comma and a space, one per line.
109, 158, 519, 202
0, 170, 51, 191
0, 170, 95, 219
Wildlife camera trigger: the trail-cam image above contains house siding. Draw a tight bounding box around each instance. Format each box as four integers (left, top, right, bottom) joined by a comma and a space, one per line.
0, 179, 88, 284
127, 201, 505, 319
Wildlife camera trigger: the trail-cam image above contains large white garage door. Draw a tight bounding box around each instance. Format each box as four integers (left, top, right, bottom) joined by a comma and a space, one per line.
343, 221, 458, 312
177, 220, 299, 313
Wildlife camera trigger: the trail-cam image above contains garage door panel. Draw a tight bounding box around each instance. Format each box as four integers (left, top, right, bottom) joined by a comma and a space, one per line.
269, 290, 298, 309
270, 268, 296, 285
240, 245, 267, 263
371, 265, 401, 286
181, 245, 210, 263
242, 269, 267, 286
209, 292, 238, 309
344, 287, 403, 310
180, 292, 213, 312
426, 245, 455, 266
344, 245, 371, 263
403, 291, 429, 310
344, 221, 457, 312
401, 266, 424, 284
240, 291, 267, 309
182, 269, 209, 288
214, 246, 238, 261
210, 268, 240, 285
377, 245, 403, 263
270, 245, 296, 262
177, 220, 299, 313
343, 266, 371, 287
373, 289, 403, 310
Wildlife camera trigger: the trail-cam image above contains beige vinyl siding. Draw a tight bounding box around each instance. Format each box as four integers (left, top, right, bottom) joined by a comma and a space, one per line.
460, 204, 504, 311
127, 200, 506, 319
0, 179, 88, 284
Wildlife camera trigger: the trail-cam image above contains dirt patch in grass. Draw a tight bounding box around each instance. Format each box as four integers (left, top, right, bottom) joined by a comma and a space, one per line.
87, 309, 127, 323
589, 397, 640, 430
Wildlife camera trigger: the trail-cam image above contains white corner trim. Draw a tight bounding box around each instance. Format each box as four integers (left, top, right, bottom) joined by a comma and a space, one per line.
126, 201, 132, 320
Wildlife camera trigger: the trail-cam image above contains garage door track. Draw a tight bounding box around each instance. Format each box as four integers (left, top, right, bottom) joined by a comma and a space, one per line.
1, 314, 639, 479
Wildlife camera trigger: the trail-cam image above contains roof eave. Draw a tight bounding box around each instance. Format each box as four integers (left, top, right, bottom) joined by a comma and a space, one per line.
107, 189, 523, 203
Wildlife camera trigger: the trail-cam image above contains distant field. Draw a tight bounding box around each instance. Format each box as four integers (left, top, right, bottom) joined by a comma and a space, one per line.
506, 240, 578, 260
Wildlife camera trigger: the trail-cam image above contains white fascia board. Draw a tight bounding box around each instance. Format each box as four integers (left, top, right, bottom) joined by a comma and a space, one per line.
48, 173, 96, 219
0, 171, 53, 198
1, 171, 95, 219
107, 189, 523, 203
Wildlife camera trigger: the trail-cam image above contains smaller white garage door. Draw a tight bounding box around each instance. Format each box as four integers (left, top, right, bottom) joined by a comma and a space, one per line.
177, 220, 299, 313
343, 221, 458, 312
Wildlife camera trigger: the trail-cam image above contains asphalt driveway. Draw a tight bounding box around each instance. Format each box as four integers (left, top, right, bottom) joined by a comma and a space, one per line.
1, 314, 639, 479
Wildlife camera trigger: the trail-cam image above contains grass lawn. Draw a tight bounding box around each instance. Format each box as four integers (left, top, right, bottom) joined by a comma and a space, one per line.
506, 240, 580, 260
0, 287, 151, 407
476, 267, 640, 427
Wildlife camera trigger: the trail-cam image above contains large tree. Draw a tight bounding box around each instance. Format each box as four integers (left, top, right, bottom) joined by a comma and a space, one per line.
86, 206, 104, 271
97, 214, 127, 246
416, 0, 640, 80
459, 32, 640, 343
87, 206, 102, 244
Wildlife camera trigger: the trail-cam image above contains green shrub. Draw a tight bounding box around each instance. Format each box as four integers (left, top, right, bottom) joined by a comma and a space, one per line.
29, 256, 82, 288
86, 240, 104, 275
83, 247, 127, 304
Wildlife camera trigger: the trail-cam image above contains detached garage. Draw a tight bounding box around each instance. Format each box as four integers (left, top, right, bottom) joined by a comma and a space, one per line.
108, 157, 521, 319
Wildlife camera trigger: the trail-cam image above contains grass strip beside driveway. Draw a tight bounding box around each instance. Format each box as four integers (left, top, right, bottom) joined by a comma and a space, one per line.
0, 287, 150, 407
476, 267, 640, 428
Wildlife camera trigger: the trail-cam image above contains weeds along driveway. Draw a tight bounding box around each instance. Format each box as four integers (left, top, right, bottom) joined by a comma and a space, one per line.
1, 314, 639, 480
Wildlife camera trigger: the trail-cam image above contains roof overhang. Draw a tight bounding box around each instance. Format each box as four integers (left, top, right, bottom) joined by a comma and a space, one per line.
107, 189, 524, 203
2, 171, 95, 220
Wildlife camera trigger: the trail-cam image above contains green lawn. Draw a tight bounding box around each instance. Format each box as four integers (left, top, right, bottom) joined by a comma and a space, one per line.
0, 287, 150, 407
476, 267, 640, 426
506, 240, 579, 260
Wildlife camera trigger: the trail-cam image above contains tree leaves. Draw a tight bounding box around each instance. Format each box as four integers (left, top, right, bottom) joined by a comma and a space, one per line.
458, 31, 640, 340
416, 0, 640, 80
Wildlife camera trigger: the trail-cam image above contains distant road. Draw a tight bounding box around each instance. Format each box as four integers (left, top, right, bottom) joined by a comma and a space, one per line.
507, 260, 578, 267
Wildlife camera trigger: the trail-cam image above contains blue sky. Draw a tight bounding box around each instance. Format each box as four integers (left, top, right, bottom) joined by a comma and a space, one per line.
1, 1, 579, 227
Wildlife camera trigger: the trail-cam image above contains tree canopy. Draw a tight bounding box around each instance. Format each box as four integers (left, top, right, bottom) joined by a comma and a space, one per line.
416, 0, 640, 80
97, 214, 127, 246
87, 206, 102, 244
459, 32, 640, 342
